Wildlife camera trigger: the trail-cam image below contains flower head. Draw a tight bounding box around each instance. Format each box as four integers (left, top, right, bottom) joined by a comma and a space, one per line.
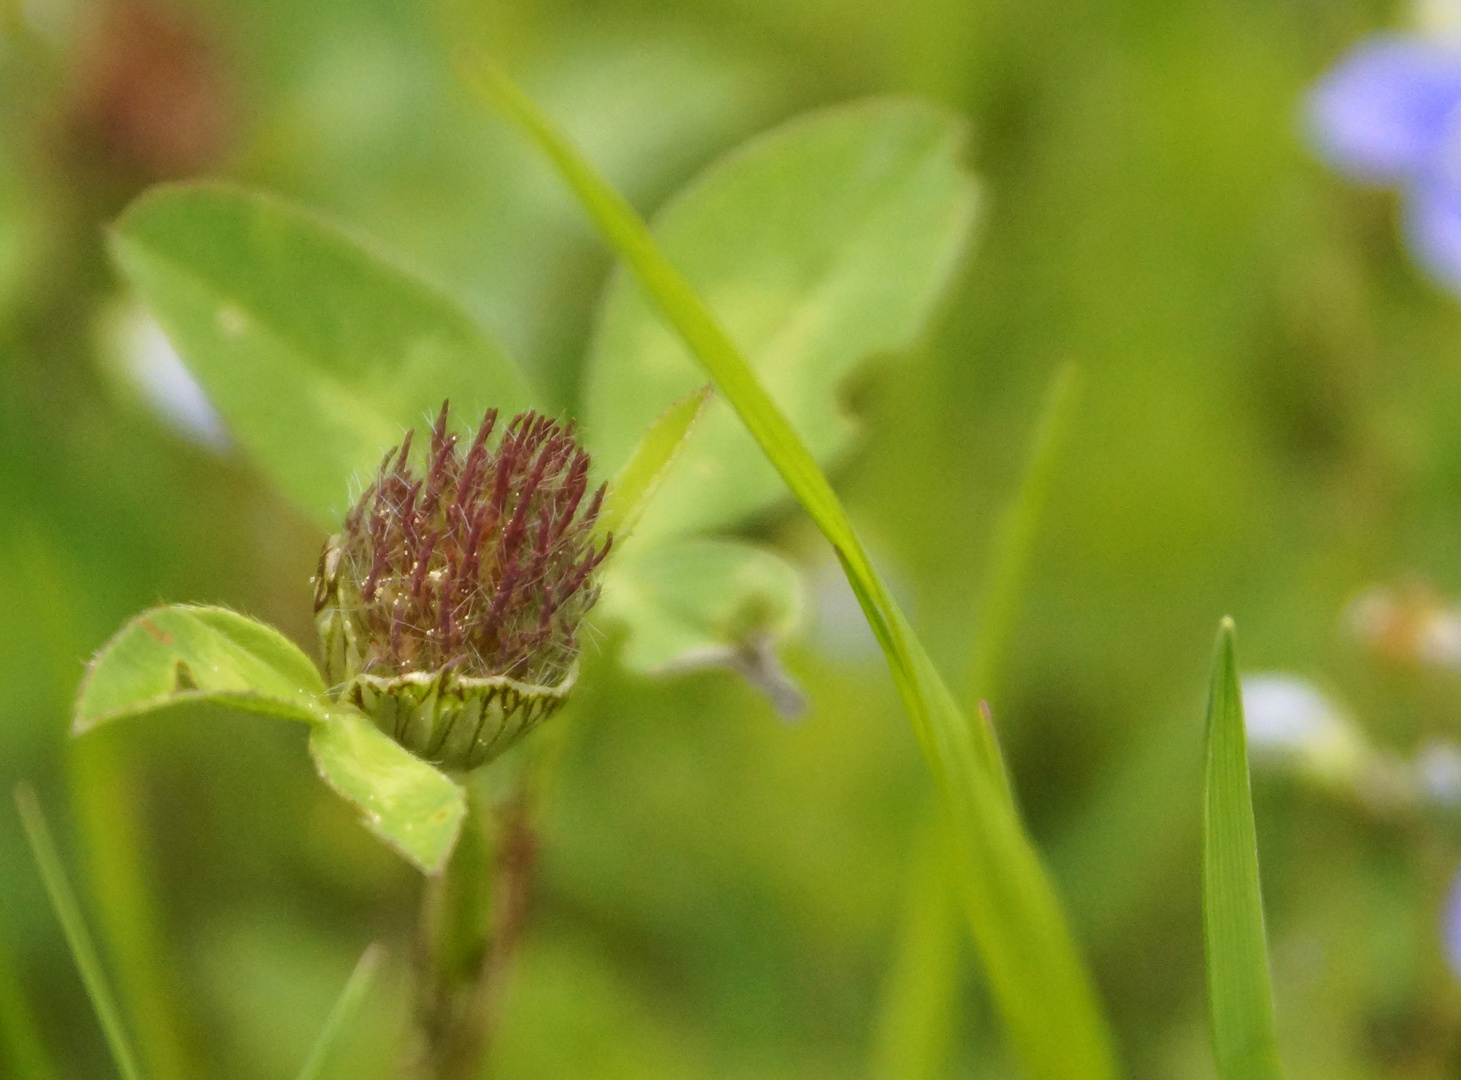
1308, 37, 1461, 183
1307, 34, 1461, 290
313, 402, 611, 769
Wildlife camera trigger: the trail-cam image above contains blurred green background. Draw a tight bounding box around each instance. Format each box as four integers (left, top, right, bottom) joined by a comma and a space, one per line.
4, 0, 1461, 1076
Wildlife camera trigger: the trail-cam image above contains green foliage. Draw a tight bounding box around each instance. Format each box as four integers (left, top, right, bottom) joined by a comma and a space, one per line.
1203, 620, 1285, 1080
582, 97, 979, 541
0, 912, 58, 1080
473, 59, 1117, 1080
109, 184, 534, 528
108, 179, 773, 681
14, 783, 145, 1080
10, 3, 1446, 1074
598, 537, 803, 674
75, 606, 332, 731
460, 58, 981, 679
74, 605, 464, 875
578, 94, 977, 674
308, 712, 466, 875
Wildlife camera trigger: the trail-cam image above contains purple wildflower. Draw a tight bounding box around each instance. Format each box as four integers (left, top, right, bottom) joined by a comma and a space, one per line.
1443, 864, 1461, 979
312, 402, 612, 769
1307, 35, 1461, 290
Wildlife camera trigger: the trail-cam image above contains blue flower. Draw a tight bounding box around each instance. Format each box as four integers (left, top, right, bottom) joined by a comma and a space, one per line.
1308, 35, 1461, 290
1442, 865, 1461, 979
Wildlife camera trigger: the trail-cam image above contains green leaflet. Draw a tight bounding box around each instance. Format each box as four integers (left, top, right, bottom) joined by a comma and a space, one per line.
73, 605, 463, 874
1203, 620, 1285, 1080
598, 537, 803, 694
583, 97, 979, 543
309, 710, 466, 876
472, 60, 1118, 1080
581, 92, 977, 677
109, 183, 535, 529
75, 605, 332, 732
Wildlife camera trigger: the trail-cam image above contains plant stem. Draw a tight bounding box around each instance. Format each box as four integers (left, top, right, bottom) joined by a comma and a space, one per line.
411, 785, 538, 1080
477, 795, 537, 1053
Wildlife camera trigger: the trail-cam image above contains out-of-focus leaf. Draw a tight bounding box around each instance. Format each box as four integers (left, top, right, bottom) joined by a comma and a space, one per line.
1203, 619, 1285, 1080
74, 605, 331, 733
581, 96, 979, 540
0, 909, 58, 1080
599, 537, 802, 676
0, 154, 42, 329
474, 62, 1117, 1080
14, 784, 144, 1080
308, 710, 465, 876
598, 385, 712, 542
109, 183, 534, 528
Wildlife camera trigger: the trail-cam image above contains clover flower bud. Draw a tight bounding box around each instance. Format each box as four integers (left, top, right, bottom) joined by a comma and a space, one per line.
313, 402, 611, 770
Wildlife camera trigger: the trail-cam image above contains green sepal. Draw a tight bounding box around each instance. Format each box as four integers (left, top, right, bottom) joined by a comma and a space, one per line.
341, 665, 577, 772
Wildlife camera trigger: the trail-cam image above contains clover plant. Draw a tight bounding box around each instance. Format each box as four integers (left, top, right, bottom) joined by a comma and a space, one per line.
15, 50, 1299, 1080
50, 79, 999, 1078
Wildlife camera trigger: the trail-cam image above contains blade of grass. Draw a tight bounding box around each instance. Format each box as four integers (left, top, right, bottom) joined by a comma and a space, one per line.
1203, 619, 1284, 1080
0, 908, 60, 1080
964, 362, 1082, 709
296, 943, 385, 1080
870, 825, 962, 1080
69, 740, 197, 1080
598, 384, 713, 540
14, 782, 145, 1080
465, 57, 1117, 1080
872, 362, 1084, 1080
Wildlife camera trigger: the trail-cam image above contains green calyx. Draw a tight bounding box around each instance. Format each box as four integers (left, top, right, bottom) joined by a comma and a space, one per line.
344, 665, 575, 772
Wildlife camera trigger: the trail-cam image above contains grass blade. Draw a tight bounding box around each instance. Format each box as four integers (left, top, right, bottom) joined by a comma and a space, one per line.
14, 782, 145, 1080
964, 362, 1083, 708
466, 57, 1117, 1080
598, 384, 712, 541
1203, 620, 1284, 1080
873, 363, 1084, 1080
870, 826, 962, 1080
296, 943, 385, 1080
